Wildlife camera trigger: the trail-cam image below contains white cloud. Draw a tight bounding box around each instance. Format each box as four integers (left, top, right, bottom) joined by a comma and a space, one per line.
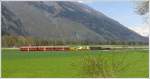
77, 0, 84, 3
76, 0, 97, 3
128, 23, 149, 37
75, 0, 148, 3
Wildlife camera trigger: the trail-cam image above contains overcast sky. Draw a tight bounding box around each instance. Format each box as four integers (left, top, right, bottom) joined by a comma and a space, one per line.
78, 0, 149, 37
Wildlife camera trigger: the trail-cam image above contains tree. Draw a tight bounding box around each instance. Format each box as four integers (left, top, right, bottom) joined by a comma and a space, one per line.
135, 1, 149, 15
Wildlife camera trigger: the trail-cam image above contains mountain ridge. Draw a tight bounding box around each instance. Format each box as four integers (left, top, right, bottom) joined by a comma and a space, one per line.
2, 1, 148, 43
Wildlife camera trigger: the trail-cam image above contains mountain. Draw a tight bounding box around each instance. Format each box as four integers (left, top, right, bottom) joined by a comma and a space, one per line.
1, 1, 148, 43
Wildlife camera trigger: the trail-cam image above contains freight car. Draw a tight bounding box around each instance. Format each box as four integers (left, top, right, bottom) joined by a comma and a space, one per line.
90, 46, 111, 50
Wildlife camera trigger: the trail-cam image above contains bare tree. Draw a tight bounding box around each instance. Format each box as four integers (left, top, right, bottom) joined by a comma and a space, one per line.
135, 1, 149, 15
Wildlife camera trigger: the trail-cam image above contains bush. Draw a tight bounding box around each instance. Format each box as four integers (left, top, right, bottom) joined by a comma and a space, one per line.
81, 55, 114, 77
81, 52, 131, 78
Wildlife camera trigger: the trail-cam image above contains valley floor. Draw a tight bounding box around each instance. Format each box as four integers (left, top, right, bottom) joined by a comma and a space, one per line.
1, 48, 149, 78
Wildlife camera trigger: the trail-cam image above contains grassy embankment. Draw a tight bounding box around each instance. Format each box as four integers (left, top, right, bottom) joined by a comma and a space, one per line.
2, 47, 149, 78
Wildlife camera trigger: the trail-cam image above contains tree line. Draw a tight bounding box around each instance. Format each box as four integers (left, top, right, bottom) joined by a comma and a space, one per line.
2, 35, 148, 47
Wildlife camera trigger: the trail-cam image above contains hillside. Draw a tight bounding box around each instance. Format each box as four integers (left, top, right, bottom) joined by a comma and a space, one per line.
1, 1, 148, 43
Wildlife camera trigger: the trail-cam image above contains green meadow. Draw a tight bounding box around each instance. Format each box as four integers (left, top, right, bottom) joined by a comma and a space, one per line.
2, 49, 149, 78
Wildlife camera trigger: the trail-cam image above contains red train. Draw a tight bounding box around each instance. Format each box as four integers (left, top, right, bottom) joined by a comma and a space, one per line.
20, 46, 111, 51
20, 46, 70, 51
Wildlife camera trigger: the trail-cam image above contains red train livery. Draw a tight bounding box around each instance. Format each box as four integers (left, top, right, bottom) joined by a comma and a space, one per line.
20, 46, 70, 51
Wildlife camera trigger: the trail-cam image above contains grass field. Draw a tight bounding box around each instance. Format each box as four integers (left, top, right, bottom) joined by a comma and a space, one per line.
2, 49, 149, 78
